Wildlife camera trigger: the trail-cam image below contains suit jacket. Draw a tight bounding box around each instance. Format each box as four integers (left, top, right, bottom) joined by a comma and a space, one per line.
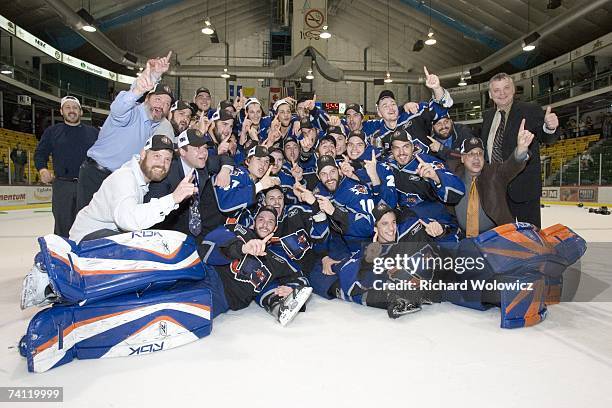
448, 151, 527, 228
481, 100, 558, 202
145, 153, 233, 241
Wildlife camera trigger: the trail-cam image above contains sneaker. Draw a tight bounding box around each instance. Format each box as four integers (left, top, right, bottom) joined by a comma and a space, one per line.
278, 286, 313, 327
387, 295, 422, 319
20, 264, 55, 310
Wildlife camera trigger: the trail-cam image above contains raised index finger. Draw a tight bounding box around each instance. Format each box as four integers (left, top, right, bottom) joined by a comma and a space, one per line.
262, 233, 274, 243
415, 154, 426, 165
545, 105, 552, 115
165, 50, 173, 60
423, 66, 430, 77
519, 118, 525, 133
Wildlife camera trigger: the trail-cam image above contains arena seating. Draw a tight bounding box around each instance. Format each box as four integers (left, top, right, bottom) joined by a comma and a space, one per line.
0, 128, 53, 182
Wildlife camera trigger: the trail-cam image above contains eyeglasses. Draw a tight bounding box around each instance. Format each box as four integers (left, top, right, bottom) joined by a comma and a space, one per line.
464, 150, 484, 158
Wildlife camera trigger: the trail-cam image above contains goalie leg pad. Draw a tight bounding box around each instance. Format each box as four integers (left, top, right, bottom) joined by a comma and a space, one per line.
20, 281, 212, 373
499, 274, 547, 329
36, 231, 206, 305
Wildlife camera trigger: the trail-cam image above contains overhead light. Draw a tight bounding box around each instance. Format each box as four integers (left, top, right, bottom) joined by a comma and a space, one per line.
424, 29, 436, 46
319, 25, 331, 39
458, 77, 467, 86
305, 69, 314, 80
0, 67, 12, 75
473, 105, 481, 108
201, 18, 214, 35
257, 78, 264, 82
522, 43, 536, 52
221, 68, 230, 79
384, 72, 393, 83
76, 8, 97, 33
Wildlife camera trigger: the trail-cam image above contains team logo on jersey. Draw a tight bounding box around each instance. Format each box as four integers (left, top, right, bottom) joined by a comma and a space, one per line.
280, 229, 312, 260
408, 175, 421, 181
231, 168, 245, 176
230, 255, 272, 292
433, 162, 445, 169
350, 184, 369, 195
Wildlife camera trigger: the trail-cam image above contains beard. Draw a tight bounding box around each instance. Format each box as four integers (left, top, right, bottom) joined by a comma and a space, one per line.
63, 113, 80, 125
171, 119, 188, 135
140, 159, 168, 182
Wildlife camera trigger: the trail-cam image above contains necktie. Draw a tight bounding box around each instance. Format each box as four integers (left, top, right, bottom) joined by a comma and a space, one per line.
466, 177, 480, 238
189, 172, 202, 236
491, 110, 506, 163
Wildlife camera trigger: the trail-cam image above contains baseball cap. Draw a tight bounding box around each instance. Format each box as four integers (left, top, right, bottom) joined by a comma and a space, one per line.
283, 135, 299, 147
176, 129, 212, 148
318, 135, 336, 148
317, 155, 337, 173
377, 90, 395, 105
389, 128, 413, 144
245, 97, 261, 111
255, 205, 278, 222
299, 117, 313, 130
170, 100, 193, 113
149, 82, 175, 103
347, 130, 366, 143
247, 145, 271, 159
60, 95, 81, 109
345, 103, 363, 116
432, 112, 451, 125
194, 87, 211, 98
326, 125, 344, 136
273, 98, 290, 112
372, 202, 397, 223
144, 134, 174, 152
211, 108, 234, 122
219, 100, 234, 111
460, 137, 485, 154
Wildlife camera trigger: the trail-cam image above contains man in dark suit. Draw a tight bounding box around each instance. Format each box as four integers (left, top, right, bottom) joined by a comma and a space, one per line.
481, 73, 559, 228
449, 120, 534, 238
145, 128, 234, 242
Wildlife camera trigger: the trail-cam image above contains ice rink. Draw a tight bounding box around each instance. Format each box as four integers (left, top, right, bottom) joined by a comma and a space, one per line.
1, 205, 611, 408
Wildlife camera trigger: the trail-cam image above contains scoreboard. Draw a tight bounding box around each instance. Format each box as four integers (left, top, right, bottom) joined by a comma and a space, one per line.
324, 102, 339, 114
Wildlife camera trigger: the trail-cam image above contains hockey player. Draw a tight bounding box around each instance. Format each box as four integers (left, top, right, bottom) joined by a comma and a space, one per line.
341, 129, 397, 208
309, 202, 445, 319
313, 155, 375, 258
214, 145, 280, 217
193, 87, 215, 120
295, 94, 329, 131
386, 128, 465, 246
210, 206, 313, 325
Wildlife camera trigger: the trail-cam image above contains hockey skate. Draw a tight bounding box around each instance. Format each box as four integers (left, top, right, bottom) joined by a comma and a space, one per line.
277, 286, 313, 326
20, 264, 57, 310
387, 293, 422, 319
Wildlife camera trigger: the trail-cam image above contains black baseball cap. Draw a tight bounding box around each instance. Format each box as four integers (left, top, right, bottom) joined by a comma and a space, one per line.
171, 100, 194, 113
389, 128, 413, 144
144, 134, 174, 152
194, 87, 211, 98
317, 155, 337, 173
326, 125, 344, 137
347, 130, 366, 142
283, 135, 299, 147
377, 90, 395, 105
318, 135, 337, 148
149, 83, 175, 103
460, 137, 485, 154
372, 202, 397, 223
211, 108, 234, 122
176, 129, 212, 148
432, 112, 451, 125
219, 100, 234, 111
345, 103, 363, 116
299, 117, 314, 130
247, 145, 271, 159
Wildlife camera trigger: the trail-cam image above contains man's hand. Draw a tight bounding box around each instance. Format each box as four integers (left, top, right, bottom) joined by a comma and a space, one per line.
427, 136, 442, 153
241, 233, 273, 257
415, 154, 441, 184
544, 105, 559, 131
516, 118, 535, 156
133, 65, 156, 95
363, 150, 380, 186
217, 137, 230, 155
322, 256, 340, 275
148, 51, 172, 82
294, 183, 316, 205
172, 170, 197, 204
290, 161, 304, 182
234, 89, 245, 111
195, 114, 212, 135
259, 166, 280, 189
304, 94, 317, 111
39, 168, 54, 184
424, 66, 441, 90
339, 155, 358, 181
403, 102, 419, 114
292, 120, 302, 137
214, 166, 231, 188
419, 219, 444, 237
274, 285, 293, 298
315, 194, 335, 215
329, 115, 342, 127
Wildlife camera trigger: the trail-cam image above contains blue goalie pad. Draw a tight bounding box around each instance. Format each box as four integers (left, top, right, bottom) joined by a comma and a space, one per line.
499, 274, 547, 329
199, 226, 238, 266
20, 281, 212, 373
36, 231, 206, 305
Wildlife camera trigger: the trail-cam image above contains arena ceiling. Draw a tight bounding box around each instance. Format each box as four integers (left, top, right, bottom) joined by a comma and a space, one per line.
1, 0, 611, 81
